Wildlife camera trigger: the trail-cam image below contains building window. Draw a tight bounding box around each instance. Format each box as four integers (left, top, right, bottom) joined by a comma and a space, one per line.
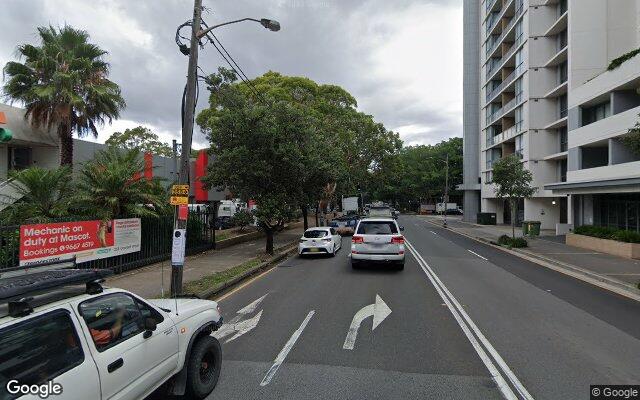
559, 94, 568, 119
515, 134, 524, 159
557, 30, 567, 52
558, 0, 567, 16
582, 101, 611, 126
484, 171, 493, 183
594, 193, 640, 232
559, 126, 568, 152
559, 159, 567, 182
514, 106, 524, 130
557, 61, 567, 85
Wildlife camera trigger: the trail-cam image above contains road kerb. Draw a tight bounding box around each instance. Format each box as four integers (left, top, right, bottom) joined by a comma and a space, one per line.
197, 242, 299, 299
423, 219, 640, 303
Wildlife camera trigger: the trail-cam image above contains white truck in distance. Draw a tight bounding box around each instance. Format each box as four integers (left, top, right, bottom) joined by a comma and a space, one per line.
342, 196, 359, 213
436, 203, 460, 214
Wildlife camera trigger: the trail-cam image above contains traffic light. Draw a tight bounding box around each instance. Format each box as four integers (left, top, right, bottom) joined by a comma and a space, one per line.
0, 127, 12, 143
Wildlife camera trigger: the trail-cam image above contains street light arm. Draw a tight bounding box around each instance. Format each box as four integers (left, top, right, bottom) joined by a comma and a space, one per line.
197, 17, 280, 38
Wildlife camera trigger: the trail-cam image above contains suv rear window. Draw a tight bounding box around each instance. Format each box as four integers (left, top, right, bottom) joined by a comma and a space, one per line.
304, 230, 328, 238
357, 221, 398, 235
0, 310, 84, 396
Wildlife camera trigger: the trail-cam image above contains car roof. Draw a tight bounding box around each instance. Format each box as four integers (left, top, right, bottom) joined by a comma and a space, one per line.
359, 217, 396, 222
305, 227, 330, 231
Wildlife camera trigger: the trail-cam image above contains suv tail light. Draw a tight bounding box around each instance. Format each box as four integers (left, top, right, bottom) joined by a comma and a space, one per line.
391, 236, 405, 244
352, 236, 364, 244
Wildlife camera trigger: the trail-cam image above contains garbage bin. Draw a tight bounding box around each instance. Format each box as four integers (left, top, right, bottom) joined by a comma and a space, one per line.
528, 221, 541, 236
522, 221, 530, 235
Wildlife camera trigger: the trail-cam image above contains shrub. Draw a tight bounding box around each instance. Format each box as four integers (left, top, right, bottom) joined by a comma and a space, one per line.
574, 225, 640, 243
608, 48, 640, 71
231, 210, 254, 232
497, 234, 527, 248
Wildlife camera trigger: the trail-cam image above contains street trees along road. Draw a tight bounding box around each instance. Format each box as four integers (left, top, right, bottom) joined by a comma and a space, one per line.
197, 68, 400, 253
105, 126, 174, 157
491, 154, 537, 238
368, 138, 463, 210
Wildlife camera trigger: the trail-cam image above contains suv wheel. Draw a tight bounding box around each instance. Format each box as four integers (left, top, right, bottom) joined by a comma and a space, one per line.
186, 336, 222, 399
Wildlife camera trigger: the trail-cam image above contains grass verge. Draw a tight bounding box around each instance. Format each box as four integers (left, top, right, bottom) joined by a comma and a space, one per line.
182, 255, 269, 295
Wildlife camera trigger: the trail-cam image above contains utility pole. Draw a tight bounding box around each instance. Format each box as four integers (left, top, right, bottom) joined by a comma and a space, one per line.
443, 153, 449, 228
171, 0, 202, 296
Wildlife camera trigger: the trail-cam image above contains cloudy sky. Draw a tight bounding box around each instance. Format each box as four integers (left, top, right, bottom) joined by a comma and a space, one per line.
0, 0, 462, 148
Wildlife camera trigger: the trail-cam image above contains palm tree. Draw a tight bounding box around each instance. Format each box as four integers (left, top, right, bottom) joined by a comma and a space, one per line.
74, 148, 169, 220
3, 25, 125, 165
1, 166, 73, 224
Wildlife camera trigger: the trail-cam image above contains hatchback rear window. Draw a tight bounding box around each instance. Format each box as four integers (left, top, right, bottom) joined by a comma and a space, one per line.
304, 230, 328, 238
357, 221, 398, 234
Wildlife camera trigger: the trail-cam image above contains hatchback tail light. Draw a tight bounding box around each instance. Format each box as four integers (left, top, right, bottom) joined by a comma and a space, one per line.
352, 236, 364, 244
391, 236, 405, 244
322, 238, 332, 242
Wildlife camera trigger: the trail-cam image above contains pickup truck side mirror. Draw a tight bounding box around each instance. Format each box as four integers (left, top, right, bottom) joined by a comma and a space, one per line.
143, 317, 157, 338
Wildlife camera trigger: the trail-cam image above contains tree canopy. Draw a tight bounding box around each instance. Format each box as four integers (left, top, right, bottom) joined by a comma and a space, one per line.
492, 154, 537, 237
3, 25, 125, 165
106, 126, 173, 157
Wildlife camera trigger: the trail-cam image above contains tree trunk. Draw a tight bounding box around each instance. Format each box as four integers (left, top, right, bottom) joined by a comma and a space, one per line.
59, 126, 74, 166
265, 228, 274, 255
302, 204, 308, 230
511, 199, 516, 239
315, 206, 319, 227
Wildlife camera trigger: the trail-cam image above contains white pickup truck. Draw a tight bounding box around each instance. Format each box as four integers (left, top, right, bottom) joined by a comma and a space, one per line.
0, 269, 223, 400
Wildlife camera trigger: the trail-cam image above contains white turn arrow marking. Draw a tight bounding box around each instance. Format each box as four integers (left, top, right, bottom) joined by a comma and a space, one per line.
225, 310, 263, 343
214, 294, 268, 341
343, 294, 391, 350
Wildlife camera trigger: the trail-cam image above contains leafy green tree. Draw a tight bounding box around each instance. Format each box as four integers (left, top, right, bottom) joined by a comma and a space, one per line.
74, 148, 168, 220
198, 70, 315, 254
231, 210, 254, 232
621, 114, 640, 156
492, 154, 537, 238
1, 166, 73, 224
106, 126, 173, 157
3, 25, 125, 165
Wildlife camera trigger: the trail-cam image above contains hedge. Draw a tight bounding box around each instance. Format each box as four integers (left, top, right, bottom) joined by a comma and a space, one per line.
497, 235, 528, 248
573, 225, 640, 243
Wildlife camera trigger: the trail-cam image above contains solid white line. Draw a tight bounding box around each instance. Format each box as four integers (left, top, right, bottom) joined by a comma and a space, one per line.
406, 240, 533, 400
468, 249, 488, 260
260, 310, 315, 386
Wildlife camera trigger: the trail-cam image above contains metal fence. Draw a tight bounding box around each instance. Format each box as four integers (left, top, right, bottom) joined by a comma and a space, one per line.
0, 209, 217, 274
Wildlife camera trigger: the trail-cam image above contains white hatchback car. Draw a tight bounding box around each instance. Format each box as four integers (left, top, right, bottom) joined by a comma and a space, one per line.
298, 227, 342, 256
350, 218, 405, 270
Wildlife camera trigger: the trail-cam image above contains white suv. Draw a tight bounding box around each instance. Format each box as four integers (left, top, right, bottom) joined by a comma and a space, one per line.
0, 269, 223, 400
350, 218, 405, 270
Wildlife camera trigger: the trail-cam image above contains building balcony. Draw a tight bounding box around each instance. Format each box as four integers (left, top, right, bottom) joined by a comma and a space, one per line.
543, 45, 568, 68
486, 62, 526, 104
544, 115, 568, 130
543, 80, 568, 99
569, 105, 640, 148
484, 0, 525, 58
485, 33, 526, 82
543, 151, 568, 161
544, 10, 568, 37
485, 0, 501, 16
485, 122, 523, 149
485, 0, 514, 37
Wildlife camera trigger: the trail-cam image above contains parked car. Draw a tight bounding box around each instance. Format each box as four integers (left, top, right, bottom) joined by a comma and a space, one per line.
0, 269, 224, 400
298, 227, 342, 256
350, 218, 405, 270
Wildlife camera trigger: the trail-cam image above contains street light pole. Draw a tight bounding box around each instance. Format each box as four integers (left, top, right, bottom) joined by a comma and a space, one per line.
171, 0, 202, 296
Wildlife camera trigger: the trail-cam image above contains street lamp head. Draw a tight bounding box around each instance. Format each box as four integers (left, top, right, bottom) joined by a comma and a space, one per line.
260, 18, 281, 31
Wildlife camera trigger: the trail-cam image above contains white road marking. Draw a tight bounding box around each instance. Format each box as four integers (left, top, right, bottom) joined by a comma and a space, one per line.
405, 240, 533, 400
343, 294, 392, 350
468, 249, 488, 260
260, 310, 315, 386
237, 294, 268, 315
225, 310, 263, 343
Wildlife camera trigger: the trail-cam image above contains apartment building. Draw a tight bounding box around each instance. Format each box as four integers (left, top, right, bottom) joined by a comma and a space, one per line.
462, 0, 640, 232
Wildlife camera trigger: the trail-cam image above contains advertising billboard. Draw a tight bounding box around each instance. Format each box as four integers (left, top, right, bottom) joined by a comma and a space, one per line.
19, 218, 141, 266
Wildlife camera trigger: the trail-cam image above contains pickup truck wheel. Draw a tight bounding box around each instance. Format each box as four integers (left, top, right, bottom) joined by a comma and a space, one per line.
187, 336, 222, 399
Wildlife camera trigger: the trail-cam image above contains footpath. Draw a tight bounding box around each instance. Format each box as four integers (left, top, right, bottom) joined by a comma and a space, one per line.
422, 215, 640, 301
107, 221, 311, 298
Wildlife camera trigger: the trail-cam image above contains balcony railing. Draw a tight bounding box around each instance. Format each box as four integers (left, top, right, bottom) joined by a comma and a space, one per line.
485, 0, 524, 57
486, 0, 515, 36
486, 62, 525, 103
485, 121, 523, 149
485, 0, 500, 14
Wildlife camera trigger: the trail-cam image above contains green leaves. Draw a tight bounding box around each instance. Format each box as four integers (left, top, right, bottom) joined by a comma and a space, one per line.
492, 154, 536, 200
621, 114, 640, 156
105, 126, 174, 157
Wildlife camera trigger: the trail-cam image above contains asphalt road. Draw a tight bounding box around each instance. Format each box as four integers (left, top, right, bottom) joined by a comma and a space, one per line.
206, 215, 640, 400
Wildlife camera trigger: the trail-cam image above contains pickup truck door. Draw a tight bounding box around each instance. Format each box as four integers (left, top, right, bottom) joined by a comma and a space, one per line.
74, 292, 179, 400
0, 306, 100, 400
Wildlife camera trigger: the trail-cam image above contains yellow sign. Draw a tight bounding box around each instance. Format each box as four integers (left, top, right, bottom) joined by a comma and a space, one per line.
171, 184, 189, 197
170, 196, 189, 206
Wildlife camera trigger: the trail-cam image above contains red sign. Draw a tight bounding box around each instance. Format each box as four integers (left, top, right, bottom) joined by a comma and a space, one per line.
19, 219, 141, 266
178, 205, 189, 221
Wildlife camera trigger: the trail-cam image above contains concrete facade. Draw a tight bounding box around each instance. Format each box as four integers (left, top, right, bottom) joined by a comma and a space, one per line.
464, 0, 640, 231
